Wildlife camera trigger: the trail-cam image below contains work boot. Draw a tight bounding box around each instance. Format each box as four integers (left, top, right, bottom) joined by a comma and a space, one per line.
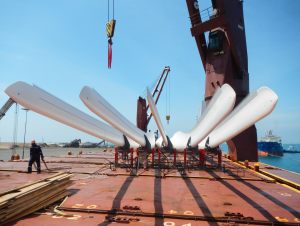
27, 166, 32, 173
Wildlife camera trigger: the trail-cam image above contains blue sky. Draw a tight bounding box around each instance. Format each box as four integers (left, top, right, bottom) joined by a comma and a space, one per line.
0, 0, 300, 144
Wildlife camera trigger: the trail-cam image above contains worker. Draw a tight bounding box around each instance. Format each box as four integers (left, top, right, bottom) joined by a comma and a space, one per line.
27, 140, 44, 174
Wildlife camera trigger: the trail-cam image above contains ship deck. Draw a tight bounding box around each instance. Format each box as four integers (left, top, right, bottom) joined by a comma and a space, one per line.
248, 161, 300, 187
0, 151, 300, 226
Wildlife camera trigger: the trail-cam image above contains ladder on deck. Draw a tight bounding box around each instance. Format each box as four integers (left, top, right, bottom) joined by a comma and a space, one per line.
0, 98, 15, 120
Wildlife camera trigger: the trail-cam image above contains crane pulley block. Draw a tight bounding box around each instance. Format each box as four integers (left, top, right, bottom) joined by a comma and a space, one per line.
166, 115, 170, 124
106, 19, 116, 69
106, 19, 116, 39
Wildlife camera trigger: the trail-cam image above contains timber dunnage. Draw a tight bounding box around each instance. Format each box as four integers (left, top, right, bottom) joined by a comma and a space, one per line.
0, 172, 72, 225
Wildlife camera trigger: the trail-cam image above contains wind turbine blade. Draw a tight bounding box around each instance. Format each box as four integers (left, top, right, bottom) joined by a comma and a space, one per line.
198, 87, 278, 149
80, 86, 155, 148
155, 136, 163, 148
146, 87, 168, 147
5, 81, 132, 147
189, 84, 236, 146
170, 84, 236, 150
170, 131, 190, 150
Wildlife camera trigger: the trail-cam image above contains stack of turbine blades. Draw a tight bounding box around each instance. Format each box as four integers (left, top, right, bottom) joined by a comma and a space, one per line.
0, 172, 72, 225
4, 81, 278, 152
170, 84, 236, 150
80, 86, 155, 149
5, 81, 139, 148
198, 86, 278, 149
149, 84, 236, 151
187, 84, 236, 147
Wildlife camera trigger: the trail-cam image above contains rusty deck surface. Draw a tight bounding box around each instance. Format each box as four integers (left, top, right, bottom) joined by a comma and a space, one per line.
246, 161, 300, 186
0, 153, 300, 226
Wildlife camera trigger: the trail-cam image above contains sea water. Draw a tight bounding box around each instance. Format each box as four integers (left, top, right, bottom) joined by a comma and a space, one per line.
259, 144, 300, 173
219, 143, 300, 173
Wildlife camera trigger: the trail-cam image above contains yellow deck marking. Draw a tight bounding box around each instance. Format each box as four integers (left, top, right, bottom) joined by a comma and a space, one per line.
261, 169, 300, 187
184, 210, 194, 215
52, 215, 63, 219
86, 204, 97, 209
164, 222, 175, 226
229, 161, 274, 181
72, 203, 84, 208
229, 159, 300, 191
275, 216, 289, 222
169, 210, 178, 214
67, 214, 81, 220
277, 192, 292, 197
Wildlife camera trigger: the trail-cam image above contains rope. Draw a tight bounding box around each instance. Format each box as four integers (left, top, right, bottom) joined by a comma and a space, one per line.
165, 73, 171, 124
168, 73, 171, 117
107, 0, 114, 21
107, 0, 109, 22
12, 103, 19, 155
113, 0, 115, 20
165, 79, 168, 118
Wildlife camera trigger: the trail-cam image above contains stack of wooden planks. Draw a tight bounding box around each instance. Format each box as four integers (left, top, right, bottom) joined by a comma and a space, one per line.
0, 172, 72, 225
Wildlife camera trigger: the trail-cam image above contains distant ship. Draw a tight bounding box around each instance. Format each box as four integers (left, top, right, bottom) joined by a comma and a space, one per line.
257, 130, 284, 157
283, 145, 300, 153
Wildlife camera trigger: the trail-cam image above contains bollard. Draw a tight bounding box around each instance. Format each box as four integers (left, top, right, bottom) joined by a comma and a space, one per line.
254, 163, 259, 172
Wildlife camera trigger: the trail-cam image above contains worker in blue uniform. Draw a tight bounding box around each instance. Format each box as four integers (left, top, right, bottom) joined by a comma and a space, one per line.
27, 140, 44, 173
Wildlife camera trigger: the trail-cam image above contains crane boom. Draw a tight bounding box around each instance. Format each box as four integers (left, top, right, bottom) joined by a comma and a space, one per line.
136, 66, 170, 132
0, 98, 15, 120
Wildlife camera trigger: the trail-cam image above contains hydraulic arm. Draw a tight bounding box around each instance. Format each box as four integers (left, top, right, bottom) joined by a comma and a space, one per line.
0, 98, 15, 120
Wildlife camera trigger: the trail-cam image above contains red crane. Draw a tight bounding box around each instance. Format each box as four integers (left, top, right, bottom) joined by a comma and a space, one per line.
186, 0, 257, 161
136, 66, 171, 132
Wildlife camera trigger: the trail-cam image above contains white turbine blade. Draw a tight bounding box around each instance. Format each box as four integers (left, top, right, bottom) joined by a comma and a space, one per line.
146, 87, 168, 147
80, 86, 155, 148
155, 136, 163, 148
170, 84, 236, 150
170, 131, 190, 150
189, 84, 236, 146
198, 87, 278, 149
5, 81, 131, 147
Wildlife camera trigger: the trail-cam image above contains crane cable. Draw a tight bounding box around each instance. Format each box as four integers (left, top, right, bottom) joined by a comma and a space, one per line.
166, 74, 171, 124
12, 103, 19, 155
106, 0, 116, 69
